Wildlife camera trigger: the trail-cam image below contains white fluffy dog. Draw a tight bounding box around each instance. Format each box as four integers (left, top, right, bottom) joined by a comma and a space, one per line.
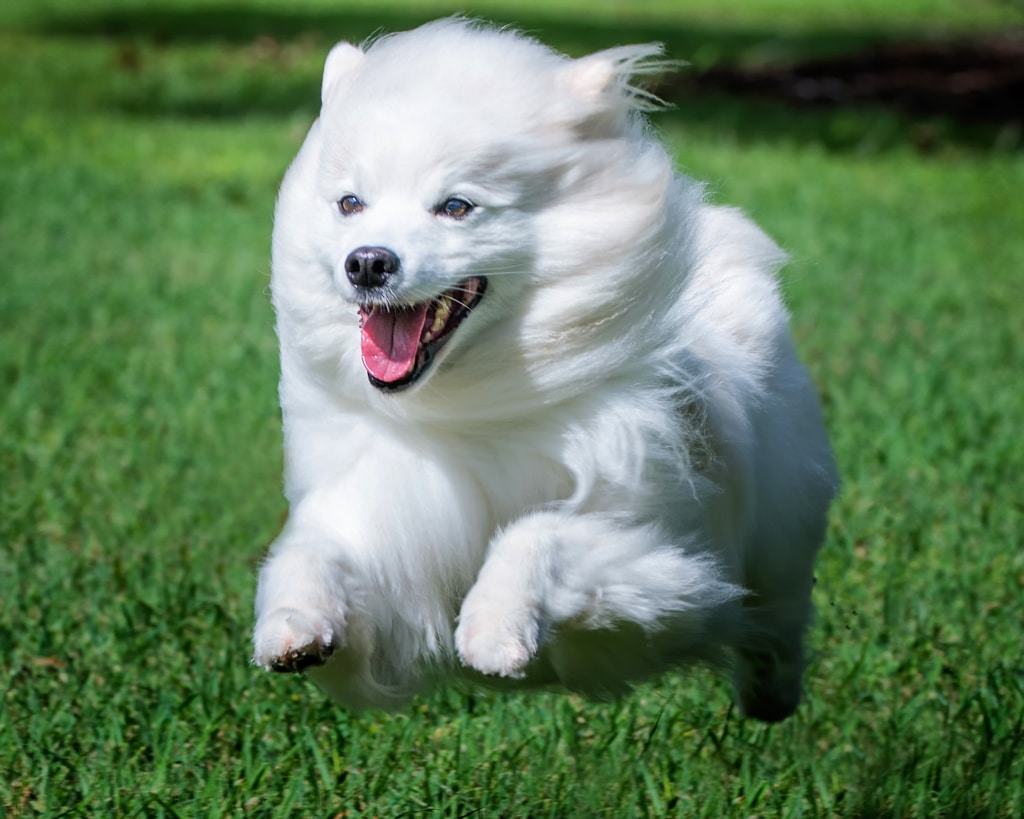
252, 19, 838, 722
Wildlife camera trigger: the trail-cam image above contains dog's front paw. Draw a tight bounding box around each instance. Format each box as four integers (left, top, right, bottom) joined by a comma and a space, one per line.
455, 595, 542, 679
253, 607, 341, 674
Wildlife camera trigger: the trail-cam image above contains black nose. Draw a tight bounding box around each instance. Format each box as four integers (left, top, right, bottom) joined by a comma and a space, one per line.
345, 246, 400, 289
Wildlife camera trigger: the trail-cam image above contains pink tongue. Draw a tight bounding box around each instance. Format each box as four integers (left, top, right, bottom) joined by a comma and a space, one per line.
360, 304, 430, 383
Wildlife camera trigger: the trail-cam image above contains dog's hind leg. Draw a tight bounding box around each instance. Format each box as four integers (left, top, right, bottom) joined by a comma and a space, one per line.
731, 598, 814, 722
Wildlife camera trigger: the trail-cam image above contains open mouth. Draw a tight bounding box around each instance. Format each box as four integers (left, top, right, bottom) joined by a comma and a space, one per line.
358, 277, 487, 392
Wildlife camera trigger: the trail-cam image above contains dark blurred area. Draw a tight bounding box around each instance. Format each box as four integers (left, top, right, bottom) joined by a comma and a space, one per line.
686, 32, 1024, 126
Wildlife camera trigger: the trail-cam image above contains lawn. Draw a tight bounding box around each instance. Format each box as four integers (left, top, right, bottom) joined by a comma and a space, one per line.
2, 0, 1022, 816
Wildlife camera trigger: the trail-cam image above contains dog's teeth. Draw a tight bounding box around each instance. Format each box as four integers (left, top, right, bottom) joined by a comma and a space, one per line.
427, 298, 451, 340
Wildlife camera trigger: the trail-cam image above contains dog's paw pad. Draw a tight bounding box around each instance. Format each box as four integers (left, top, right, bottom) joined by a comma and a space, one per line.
455, 606, 540, 678
253, 607, 340, 674
269, 641, 334, 673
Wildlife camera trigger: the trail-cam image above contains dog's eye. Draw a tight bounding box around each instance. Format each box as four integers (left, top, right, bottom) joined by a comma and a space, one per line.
337, 195, 364, 216
437, 197, 474, 220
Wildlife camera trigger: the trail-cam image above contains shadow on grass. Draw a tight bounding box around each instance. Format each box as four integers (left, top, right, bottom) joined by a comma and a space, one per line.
32, 4, 903, 60
29, 3, 1021, 153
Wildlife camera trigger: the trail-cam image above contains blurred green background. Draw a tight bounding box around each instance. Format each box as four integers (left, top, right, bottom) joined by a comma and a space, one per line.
2, 1, 1022, 816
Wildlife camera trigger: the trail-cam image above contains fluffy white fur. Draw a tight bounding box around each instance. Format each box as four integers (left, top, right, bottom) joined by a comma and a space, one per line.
252, 19, 839, 721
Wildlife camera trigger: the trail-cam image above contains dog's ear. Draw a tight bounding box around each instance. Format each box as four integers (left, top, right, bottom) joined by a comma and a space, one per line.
322, 42, 365, 104
557, 44, 672, 130
560, 54, 617, 100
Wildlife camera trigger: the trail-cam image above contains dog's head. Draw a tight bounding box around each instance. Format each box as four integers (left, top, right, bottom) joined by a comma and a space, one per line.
273, 19, 683, 405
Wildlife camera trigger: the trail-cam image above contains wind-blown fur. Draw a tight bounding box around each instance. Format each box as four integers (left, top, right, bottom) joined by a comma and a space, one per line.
252, 19, 839, 720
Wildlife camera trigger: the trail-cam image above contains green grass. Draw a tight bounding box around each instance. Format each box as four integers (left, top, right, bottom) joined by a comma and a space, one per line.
2, 1, 1022, 816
